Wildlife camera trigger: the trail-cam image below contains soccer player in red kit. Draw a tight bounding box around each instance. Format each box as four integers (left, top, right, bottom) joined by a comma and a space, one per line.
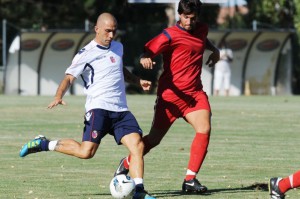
269, 171, 300, 198
114, 0, 220, 193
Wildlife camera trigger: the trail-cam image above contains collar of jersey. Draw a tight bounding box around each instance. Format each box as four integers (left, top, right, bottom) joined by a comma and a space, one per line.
176, 23, 187, 32
96, 43, 111, 50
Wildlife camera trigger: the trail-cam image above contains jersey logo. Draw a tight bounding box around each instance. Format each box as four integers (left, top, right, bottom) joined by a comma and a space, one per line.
110, 56, 116, 63
78, 48, 85, 54
85, 111, 92, 121
92, 130, 99, 139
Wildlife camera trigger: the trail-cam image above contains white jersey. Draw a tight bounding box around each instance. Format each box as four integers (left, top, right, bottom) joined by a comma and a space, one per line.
66, 40, 128, 112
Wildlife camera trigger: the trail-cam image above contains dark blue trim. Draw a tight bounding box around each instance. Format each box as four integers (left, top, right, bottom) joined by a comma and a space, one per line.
163, 30, 172, 45
96, 44, 110, 50
81, 63, 94, 89
176, 23, 186, 31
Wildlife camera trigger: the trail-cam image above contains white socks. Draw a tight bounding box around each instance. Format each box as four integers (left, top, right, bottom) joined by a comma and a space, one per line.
133, 178, 143, 185
48, 140, 58, 151
186, 169, 196, 176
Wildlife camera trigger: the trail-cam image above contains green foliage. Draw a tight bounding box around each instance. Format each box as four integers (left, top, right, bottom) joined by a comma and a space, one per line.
0, 0, 298, 31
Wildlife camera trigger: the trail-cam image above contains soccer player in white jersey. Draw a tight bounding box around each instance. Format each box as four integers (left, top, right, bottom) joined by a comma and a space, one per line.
19, 13, 156, 199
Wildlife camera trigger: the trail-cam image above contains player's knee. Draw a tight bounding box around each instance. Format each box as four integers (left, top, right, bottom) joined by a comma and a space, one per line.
130, 139, 145, 156
198, 124, 211, 134
79, 151, 95, 159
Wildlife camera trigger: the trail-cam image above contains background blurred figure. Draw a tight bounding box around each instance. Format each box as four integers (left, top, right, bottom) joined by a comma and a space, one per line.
214, 41, 233, 96
217, 0, 249, 25
165, 6, 176, 27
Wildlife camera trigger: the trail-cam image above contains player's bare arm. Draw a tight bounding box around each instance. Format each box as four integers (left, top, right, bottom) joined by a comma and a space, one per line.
205, 39, 220, 67
123, 67, 151, 91
47, 74, 76, 109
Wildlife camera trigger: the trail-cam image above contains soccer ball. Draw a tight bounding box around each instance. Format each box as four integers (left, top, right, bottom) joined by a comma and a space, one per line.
109, 174, 135, 199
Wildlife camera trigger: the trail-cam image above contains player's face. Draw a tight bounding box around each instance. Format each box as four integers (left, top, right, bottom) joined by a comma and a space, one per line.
94, 21, 117, 47
179, 13, 197, 31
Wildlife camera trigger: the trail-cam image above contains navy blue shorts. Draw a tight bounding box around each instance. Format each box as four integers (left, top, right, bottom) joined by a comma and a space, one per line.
82, 109, 143, 145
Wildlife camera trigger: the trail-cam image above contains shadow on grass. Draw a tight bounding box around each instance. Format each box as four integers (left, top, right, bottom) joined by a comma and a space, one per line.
151, 182, 268, 198
68, 183, 269, 198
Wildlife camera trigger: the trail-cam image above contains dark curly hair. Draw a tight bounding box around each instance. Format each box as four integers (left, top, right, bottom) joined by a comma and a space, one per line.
177, 0, 202, 15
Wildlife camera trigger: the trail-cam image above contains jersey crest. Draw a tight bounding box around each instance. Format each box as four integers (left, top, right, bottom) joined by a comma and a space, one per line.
110, 56, 116, 63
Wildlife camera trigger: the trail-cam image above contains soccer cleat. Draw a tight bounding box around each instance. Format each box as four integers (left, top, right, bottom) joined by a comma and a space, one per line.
132, 189, 156, 199
19, 135, 48, 157
114, 157, 129, 177
182, 178, 208, 194
269, 177, 285, 199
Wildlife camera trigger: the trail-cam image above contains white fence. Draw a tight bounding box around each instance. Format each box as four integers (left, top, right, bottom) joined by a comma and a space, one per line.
4, 30, 294, 96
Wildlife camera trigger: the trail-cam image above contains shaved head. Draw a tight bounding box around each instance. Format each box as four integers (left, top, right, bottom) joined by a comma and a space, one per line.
96, 13, 117, 28
94, 13, 118, 47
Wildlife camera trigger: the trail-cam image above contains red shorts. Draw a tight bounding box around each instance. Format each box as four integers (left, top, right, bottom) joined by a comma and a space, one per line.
152, 91, 211, 129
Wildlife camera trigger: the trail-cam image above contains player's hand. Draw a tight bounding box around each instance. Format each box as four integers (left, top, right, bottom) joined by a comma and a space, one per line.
140, 79, 152, 91
206, 49, 220, 67
140, 57, 156, 69
47, 98, 67, 109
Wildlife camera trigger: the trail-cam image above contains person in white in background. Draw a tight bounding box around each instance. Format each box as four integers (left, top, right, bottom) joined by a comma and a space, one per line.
217, 0, 249, 25
213, 41, 233, 96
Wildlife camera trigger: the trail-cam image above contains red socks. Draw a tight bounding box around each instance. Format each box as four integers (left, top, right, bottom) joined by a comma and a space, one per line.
123, 132, 210, 182
279, 170, 300, 193
185, 133, 210, 181
123, 156, 130, 169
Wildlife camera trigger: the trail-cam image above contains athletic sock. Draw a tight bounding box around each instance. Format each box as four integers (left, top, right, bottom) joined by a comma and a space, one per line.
134, 178, 144, 192
279, 170, 300, 193
185, 169, 196, 181
185, 133, 210, 181
41, 139, 50, 151
48, 140, 58, 151
123, 156, 130, 169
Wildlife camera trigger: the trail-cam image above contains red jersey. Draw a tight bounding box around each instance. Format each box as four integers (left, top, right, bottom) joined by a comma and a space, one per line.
144, 22, 208, 97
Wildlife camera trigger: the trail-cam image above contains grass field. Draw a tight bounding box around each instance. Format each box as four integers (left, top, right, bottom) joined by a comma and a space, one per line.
1, 95, 300, 199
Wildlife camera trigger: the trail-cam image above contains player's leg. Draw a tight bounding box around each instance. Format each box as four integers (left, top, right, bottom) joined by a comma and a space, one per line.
269, 170, 300, 198
142, 126, 170, 156
51, 140, 99, 159
19, 135, 99, 158
117, 112, 156, 199
182, 92, 211, 193
182, 109, 211, 193
114, 97, 173, 176
121, 133, 152, 199
114, 126, 170, 177
20, 109, 105, 158
142, 96, 174, 155
121, 133, 144, 180
52, 109, 104, 158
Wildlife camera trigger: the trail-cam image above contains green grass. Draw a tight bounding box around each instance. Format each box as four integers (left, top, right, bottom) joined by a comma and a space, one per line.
1, 95, 300, 199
